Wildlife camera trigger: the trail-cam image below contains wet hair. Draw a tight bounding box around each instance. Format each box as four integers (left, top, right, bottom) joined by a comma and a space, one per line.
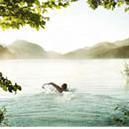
61, 83, 67, 90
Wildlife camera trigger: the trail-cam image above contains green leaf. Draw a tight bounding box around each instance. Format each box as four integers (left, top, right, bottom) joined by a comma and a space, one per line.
125, 7, 129, 12
2, 85, 7, 91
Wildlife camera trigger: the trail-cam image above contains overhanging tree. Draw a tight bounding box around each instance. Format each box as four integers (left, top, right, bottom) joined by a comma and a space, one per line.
0, 72, 22, 93
0, 0, 129, 126
87, 0, 129, 11
0, 0, 77, 30
0, 0, 129, 30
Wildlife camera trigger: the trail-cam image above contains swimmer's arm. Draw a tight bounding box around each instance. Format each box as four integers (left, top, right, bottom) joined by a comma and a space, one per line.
43, 82, 62, 93
49, 82, 63, 93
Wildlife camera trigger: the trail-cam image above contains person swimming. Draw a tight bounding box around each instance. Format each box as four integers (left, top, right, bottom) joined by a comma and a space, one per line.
42, 82, 69, 93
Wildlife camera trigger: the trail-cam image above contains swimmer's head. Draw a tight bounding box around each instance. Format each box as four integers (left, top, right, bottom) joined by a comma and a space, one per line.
61, 83, 67, 90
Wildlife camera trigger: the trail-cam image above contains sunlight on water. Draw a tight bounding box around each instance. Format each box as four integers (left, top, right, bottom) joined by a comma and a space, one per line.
0, 59, 129, 126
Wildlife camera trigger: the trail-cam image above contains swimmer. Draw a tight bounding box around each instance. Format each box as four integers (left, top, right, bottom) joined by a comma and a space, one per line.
42, 82, 69, 93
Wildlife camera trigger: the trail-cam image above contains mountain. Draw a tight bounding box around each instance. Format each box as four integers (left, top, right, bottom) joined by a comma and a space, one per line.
45, 51, 62, 59
64, 38, 129, 59
0, 44, 14, 59
0, 40, 62, 59
7, 40, 47, 59
114, 38, 129, 47
99, 46, 129, 58
1, 38, 129, 59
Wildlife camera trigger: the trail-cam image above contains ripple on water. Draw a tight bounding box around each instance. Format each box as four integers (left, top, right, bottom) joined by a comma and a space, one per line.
0, 91, 129, 127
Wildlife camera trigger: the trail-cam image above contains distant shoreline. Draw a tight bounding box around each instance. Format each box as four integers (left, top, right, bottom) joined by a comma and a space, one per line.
1, 38, 129, 59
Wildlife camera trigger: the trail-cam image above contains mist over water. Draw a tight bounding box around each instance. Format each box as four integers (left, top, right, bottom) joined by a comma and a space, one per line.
0, 59, 129, 126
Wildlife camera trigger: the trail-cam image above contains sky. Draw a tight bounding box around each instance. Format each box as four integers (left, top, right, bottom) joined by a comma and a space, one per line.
0, 0, 129, 53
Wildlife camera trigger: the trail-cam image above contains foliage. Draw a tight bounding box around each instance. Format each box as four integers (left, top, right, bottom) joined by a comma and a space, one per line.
0, 0, 128, 30
0, 0, 77, 30
0, 72, 21, 126
0, 106, 8, 126
112, 104, 129, 126
123, 62, 129, 76
87, 0, 129, 11
0, 72, 22, 94
0, 0, 129, 30
120, 62, 129, 86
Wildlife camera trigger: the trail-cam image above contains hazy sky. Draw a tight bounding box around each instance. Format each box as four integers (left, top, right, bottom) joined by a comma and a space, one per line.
0, 0, 129, 53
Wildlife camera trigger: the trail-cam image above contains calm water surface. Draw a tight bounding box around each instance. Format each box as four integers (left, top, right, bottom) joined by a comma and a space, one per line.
0, 59, 129, 126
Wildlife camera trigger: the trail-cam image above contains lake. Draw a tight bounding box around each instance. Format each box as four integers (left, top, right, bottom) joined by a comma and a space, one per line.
0, 59, 129, 126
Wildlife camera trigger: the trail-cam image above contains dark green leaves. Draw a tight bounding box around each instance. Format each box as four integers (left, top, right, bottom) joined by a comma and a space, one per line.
0, 0, 128, 30
112, 105, 129, 126
0, 0, 77, 30
0, 106, 9, 126
0, 72, 22, 94
0, 106, 6, 124
87, 0, 129, 12
0, 0, 47, 30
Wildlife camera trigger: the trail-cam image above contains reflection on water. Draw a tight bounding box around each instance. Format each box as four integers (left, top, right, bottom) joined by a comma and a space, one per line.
0, 59, 129, 126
